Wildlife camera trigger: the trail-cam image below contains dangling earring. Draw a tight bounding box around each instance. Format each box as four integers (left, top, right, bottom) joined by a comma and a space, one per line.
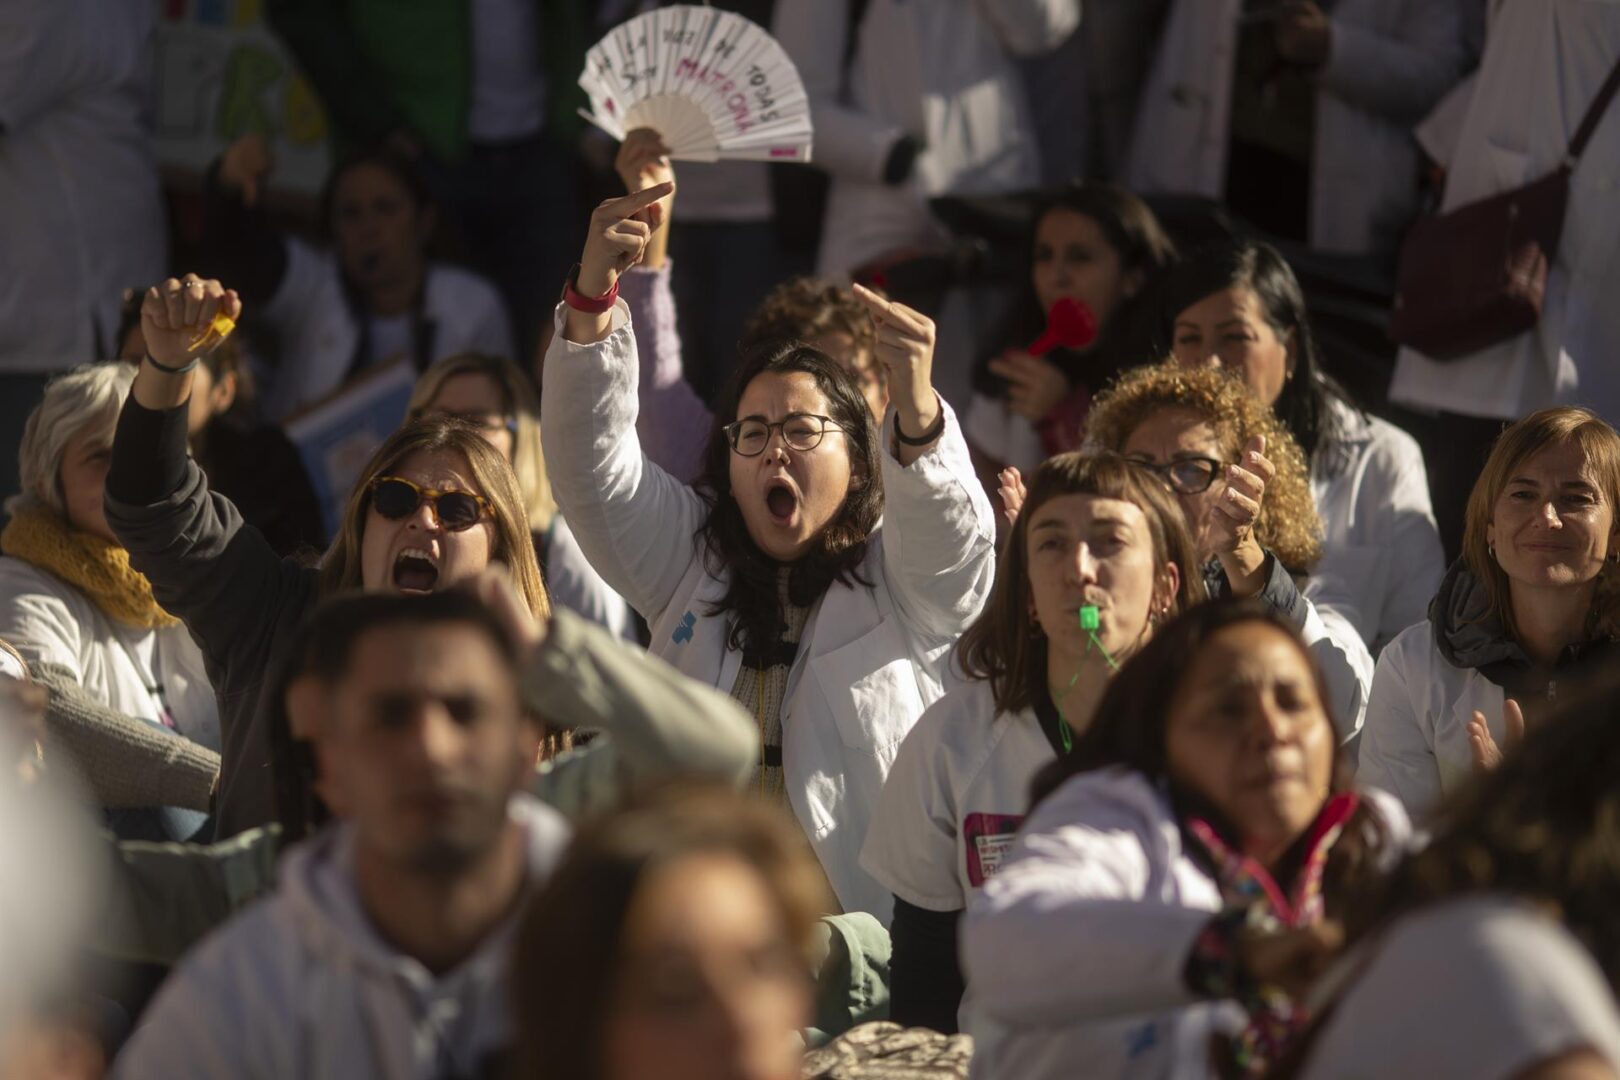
1489, 543, 1497, 561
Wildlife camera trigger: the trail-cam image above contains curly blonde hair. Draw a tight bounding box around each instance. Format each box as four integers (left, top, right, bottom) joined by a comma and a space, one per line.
1086, 362, 1323, 573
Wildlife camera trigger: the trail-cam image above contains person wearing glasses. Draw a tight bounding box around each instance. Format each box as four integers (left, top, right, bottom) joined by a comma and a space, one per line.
1162, 238, 1443, 652
1085, 361, 1376, 742
861, 452, 1205, 1041
408, 352, 635, 640
104, 274, 548, 841
540, 186, 997, 921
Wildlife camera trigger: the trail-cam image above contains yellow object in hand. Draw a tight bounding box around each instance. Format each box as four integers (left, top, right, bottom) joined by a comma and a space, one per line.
189, 311, 236, 352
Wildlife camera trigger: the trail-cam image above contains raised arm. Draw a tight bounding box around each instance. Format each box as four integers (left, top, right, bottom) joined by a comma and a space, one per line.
196, 135, 290, 305
614, 130, 711, 483
541, 188, 708, 621
106, 278, 310, 670
852, 286, 997, 639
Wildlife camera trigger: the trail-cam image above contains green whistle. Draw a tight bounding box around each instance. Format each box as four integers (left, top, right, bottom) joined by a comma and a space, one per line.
1080, 605, 1100, 631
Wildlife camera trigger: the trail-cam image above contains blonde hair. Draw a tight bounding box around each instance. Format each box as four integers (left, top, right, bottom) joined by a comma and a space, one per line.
407, 352, 555, 533
317, 416, 550, 618
9, 362, 133, 519
1086, 361, 1323, 573
1463, 407, 1620, 641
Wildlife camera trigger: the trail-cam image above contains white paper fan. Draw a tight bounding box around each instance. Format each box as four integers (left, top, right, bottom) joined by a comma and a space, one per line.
579, 5, 813, 164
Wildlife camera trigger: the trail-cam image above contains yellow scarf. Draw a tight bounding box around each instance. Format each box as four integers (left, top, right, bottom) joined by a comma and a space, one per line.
1, 505, 179, 630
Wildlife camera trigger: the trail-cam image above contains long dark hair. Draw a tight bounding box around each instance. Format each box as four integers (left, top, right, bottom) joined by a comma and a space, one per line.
509, 782, 828, 1080
956, 452, 1206, 715
1031, 600, 1389, 920
1155, 237, 1357, 466
696, 341, 883, 652
972, 182, 1176, 399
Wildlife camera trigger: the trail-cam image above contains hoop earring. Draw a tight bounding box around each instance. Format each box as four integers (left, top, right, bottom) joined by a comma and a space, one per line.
1488, 543, 1496, 561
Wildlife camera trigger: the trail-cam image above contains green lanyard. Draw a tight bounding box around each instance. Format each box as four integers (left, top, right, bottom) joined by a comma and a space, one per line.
1053, 605, 1120, 753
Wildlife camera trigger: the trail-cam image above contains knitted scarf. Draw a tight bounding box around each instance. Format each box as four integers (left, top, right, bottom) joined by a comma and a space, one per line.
1, 505, 179, 629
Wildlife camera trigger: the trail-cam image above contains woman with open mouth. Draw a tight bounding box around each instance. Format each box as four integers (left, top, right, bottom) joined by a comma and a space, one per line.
541, 184, 997, 921
103, 274, 548, 841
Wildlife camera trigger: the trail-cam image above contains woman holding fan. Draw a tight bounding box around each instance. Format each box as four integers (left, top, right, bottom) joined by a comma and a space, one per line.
541, 184, 996, 920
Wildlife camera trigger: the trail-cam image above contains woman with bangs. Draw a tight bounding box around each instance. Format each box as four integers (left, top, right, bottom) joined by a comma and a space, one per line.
408, 352, 634, 640
861, 451, 1205, 1038
105, 274, 548, 840
542, 187, 997, 921
1359, 407, 1620, 822
1084, 362, 1376, 742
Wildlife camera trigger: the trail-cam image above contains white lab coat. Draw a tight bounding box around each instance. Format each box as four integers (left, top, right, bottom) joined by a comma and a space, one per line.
1357, 619, 1509, 822
1124, 0, 1467, 255
1390, 0, 1620, 423
260, 239, 514, 421
962, 767, 1411, 1080
540, 301, 997, 920
1305, 399, 1443, 652
774, 0, 1079, 273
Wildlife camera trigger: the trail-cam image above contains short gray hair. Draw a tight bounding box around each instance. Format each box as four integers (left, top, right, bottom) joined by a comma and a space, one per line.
9, 362, 135, 518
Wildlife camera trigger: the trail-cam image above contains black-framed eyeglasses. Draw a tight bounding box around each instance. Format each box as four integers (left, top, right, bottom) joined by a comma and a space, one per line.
369, 476, 492, 531
723, 413, 844, 457
1127, 456, 1226, 494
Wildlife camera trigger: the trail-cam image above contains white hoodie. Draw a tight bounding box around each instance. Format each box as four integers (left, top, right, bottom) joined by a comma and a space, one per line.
113, 795, 570, 1080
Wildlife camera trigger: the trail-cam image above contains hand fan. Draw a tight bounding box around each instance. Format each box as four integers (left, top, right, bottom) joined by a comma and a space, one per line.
1028, 298, 1099, 357
578, 5, 813, 164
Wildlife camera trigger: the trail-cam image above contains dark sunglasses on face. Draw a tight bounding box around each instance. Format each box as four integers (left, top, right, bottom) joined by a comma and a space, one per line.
369, 476, 492, 530
723, 413, 844, 457
1127, 455, 1227, 494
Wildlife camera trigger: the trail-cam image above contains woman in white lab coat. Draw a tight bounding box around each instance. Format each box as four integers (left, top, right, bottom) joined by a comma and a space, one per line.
541, 186, 997, 920
1161, 237, 1444, 651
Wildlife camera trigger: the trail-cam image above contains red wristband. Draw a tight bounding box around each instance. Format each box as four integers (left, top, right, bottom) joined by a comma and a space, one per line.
563, 264, 619, 314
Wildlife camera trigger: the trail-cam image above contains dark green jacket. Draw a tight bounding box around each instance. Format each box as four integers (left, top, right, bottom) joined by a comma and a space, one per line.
266, 0, 590, 160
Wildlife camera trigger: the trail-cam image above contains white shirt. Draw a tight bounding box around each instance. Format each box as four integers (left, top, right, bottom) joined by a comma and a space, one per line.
1305, 400, 1444, 653
0, 556, 219, 750
260, 239, 515, 420
541, 300, 997, 920
963, 392, 1046, 474
0, 2, 166, 373
963, 768, 1412, 1080
1300, 896, 1620, 1079
468, 0, 546, 142
861, 678, 1058, 1058
1390, 0, 1620, 422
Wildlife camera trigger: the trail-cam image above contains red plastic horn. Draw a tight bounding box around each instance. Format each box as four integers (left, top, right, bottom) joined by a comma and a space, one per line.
1027, 297, 1099, 357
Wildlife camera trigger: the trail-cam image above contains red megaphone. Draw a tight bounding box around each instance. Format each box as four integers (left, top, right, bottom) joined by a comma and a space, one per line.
1027, 297, 1099, 358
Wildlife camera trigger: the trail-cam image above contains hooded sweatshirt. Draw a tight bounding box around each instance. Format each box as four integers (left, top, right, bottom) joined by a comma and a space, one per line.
113, 795, 570, 1080
1359, 561, 1620, 820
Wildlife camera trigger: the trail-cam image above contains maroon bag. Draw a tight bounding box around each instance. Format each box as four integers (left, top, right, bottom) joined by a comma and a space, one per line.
1390, 57, 1620, 361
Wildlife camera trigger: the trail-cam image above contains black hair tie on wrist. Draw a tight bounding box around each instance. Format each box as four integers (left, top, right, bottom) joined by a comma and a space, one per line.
895, 409, 946, 446
143, 353, 200, 376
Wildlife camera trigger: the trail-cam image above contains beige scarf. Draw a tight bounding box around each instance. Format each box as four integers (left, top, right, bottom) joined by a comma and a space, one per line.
1, 505, 178, 629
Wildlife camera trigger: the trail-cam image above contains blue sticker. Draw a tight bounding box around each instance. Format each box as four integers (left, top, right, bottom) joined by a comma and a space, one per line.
1126, 1022, 1158, 1060
672, 611, 696, 645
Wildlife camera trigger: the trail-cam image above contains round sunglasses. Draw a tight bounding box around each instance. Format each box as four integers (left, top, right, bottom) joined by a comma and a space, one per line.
1126, 456, 1227, 494
369, 476, 492, 531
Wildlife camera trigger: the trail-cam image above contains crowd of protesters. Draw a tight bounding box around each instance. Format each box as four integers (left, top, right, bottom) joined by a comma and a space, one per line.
4, 1, 1620, 1078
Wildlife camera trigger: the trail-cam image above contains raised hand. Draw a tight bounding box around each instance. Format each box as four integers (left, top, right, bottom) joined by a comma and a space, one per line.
219, 132, 274, 207
464, 566, 549, 655
614, 129, 676, 270
140, 276, 242, 372
577, 182, 677, 298
1468, 697, 1525, 770
851, 283, 939, 459
1276, 0, 1332, 66
1208, 435, 1274, 557
998, 467, 1027, 527
987, 350, 1071, 422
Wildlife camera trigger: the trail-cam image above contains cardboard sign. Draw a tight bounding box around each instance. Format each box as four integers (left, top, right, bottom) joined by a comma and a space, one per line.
151, 0, 331, 195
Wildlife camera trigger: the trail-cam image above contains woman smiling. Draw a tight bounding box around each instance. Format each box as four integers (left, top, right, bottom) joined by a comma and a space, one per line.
1359, 407, 1620, 821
